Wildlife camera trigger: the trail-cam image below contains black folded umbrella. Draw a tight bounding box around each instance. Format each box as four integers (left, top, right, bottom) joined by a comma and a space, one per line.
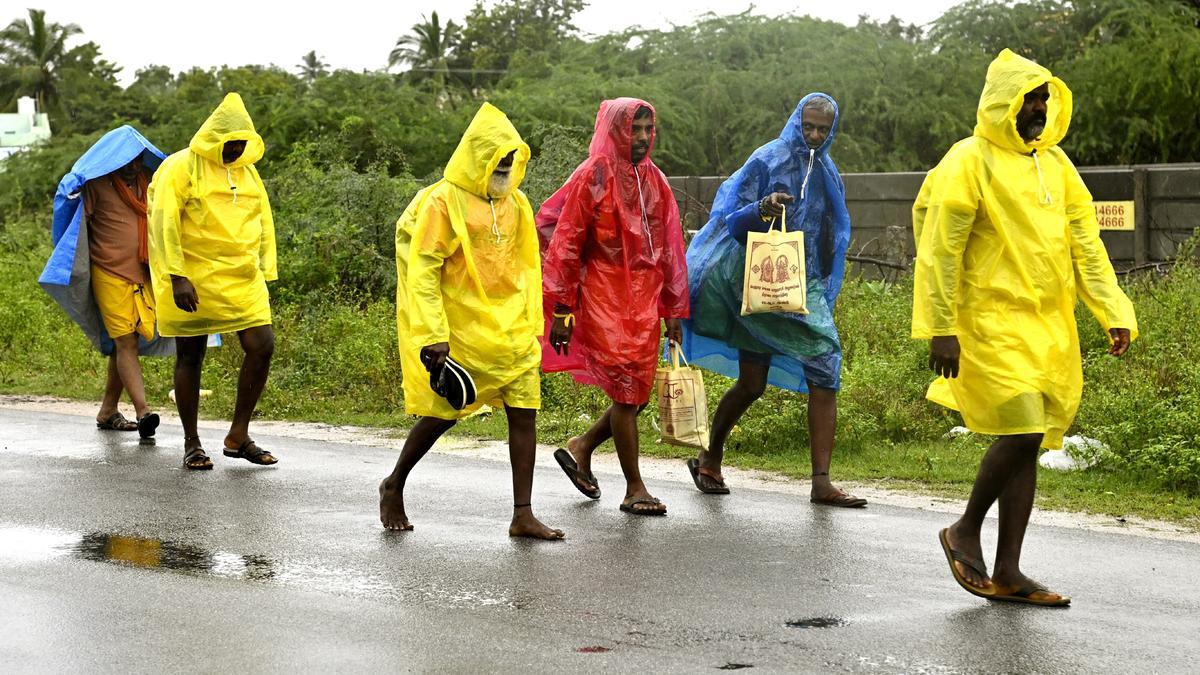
429, 356, 477, 411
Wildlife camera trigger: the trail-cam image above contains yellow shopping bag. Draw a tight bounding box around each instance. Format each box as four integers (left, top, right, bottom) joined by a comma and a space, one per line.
741, 205, 808, 315
655, 341, 709, 450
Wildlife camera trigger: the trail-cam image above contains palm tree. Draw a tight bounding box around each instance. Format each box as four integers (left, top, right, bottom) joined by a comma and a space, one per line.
388, 11, 460, 93
297, 50, 328, 82
0, 9, 82, 111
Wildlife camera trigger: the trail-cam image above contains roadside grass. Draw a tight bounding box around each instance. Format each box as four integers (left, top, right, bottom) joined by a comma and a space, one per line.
3, 231, 1198, 529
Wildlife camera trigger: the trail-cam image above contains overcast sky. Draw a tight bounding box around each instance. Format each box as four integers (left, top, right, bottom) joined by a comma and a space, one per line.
20, 1, 963, 85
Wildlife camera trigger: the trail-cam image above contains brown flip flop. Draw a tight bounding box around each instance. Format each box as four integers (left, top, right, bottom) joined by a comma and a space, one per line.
939, 528, 995, 598
989, 582, 1070, 607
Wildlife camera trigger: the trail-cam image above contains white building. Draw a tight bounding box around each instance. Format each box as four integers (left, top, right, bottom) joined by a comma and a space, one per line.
0, 97, 53, 161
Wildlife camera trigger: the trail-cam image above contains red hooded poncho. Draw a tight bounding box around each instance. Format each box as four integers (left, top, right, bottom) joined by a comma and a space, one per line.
538, 98, 690, 405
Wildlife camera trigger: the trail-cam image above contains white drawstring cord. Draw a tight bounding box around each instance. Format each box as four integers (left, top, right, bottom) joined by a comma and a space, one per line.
800, 148, 815, 200
633, 165, 653, 249
226, 167, 238, 204
1032, 150, 1052, 205
489, 198, 500, 244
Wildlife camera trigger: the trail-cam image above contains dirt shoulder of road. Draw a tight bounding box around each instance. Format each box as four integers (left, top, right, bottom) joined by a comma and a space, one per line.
7, 393, 1197, 544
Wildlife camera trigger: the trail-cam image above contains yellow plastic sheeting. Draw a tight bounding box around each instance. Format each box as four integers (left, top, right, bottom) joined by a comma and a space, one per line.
396, 103, 541, 419
912, 49, 1137, 449
147, 93, 276, 337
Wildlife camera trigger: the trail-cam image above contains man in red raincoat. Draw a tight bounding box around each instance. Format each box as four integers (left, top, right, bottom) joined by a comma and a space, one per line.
539, 98, 689, 516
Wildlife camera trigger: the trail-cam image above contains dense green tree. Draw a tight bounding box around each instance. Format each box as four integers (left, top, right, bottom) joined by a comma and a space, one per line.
388, 11, 460, 98
452, 0, 585, 89
0, 9, 81, 111
297, 51, 328, 82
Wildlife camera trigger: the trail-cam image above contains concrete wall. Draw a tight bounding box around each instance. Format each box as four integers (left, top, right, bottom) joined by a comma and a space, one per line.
669, 163, 1200, 273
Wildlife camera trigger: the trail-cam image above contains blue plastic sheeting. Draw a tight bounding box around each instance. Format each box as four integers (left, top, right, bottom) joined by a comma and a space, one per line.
679, 93, 852, 393
37, 126, 174, 356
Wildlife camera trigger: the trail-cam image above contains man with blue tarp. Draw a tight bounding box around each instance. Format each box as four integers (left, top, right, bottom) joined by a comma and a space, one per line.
679, 93, 865, 507
40, 125, 169, 438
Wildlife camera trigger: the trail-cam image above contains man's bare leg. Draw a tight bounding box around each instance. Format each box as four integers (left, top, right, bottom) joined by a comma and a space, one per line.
565, 402, 648, 490
380, 416, 456, 530
174, 336, 207, 441
112, 333, 151, 420
808, 386, 863, 504
505, 407, 564, 540
990, 438, 1067, 602
96, 354, 124, 424
697, 356, 769, 490
944, 433, 1042, 590
174, 336, 208, 464
224, 325, 274, 449
609, 401, 665, 514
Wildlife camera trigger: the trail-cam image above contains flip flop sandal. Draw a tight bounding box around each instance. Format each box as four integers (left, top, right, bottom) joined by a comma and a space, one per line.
619, 497, 667, 516
97, 412, 138, 431
686, 458, 730, 494
938, 528, 995, 598
553, 448, 600, 499
811, 490, 868, 508
183, 447, 213, 471
137, 413, 160, 439
223, 439, 278, 465
988, 582, 1071, 607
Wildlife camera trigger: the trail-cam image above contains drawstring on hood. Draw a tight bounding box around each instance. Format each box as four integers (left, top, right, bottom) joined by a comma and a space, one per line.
226, 167, 238, 203
489, 198, 500, 243
633, 165, 653, 250
1031, 150, 1053, 205
800, 148, 816, 200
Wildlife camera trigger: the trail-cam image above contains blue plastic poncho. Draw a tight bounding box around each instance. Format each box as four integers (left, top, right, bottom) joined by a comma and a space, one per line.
680, 93, 852, 393
38, 125, 173, 356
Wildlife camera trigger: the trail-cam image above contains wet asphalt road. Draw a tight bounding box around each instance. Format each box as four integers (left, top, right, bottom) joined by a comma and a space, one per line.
1, 408, 1198, 674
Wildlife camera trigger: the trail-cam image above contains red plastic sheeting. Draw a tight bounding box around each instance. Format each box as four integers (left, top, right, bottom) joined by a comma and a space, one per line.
538, 98, 689, 405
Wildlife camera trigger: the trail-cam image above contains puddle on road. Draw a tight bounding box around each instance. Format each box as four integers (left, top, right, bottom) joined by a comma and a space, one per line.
717, 663, 754, 670
0, 524, 513, 608
785, 617, 847, 629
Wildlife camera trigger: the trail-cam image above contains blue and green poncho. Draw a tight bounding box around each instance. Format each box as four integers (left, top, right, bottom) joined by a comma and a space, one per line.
680, 92, 852, 392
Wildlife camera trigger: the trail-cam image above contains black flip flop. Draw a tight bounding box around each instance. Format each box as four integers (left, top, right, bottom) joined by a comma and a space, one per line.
620, 497, 666, 516
686, 458, 730, 494
137, 413, 160, 439
184, 447, 213, 471
223, 439, 278, 465
97, 412, 138, 431
553, 448, 600, 499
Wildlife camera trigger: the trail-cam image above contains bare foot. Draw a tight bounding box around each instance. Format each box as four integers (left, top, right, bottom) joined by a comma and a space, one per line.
379, 479, 413, 531
945, 523, 989, 589
508, 508, 565, 540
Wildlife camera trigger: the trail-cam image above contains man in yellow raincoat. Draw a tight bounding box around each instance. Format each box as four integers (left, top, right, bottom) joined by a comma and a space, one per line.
148, 93, 279, 470
379, 103, 564, 541
913, 49, 1136, 606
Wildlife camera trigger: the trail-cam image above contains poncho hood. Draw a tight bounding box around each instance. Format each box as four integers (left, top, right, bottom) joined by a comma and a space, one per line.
974, 48, 1072, 153
589, 97, 657, 166
443, 102, 531, 199
779, 92, 840, 157
190, 93, 265, 168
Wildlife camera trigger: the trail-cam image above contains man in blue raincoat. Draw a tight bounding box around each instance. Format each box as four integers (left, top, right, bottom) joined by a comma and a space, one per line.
679, 93, 865, 507
40, 126, 169, 438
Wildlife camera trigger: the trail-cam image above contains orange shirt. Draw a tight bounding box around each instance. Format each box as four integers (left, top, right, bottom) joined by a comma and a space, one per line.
84, 174, 147, 284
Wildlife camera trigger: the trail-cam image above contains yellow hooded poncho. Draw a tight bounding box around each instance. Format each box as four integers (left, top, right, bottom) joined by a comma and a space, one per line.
912, 49, 1138, 449
148, 93, 277, 337
396, 103, 540, 419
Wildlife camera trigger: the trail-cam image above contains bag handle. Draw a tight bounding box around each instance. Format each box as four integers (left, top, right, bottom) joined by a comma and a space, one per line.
767, 203, 787, 234
668, 340, 690, 369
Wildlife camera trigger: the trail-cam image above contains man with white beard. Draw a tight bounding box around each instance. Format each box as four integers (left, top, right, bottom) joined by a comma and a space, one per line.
380, 103, 563, 540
